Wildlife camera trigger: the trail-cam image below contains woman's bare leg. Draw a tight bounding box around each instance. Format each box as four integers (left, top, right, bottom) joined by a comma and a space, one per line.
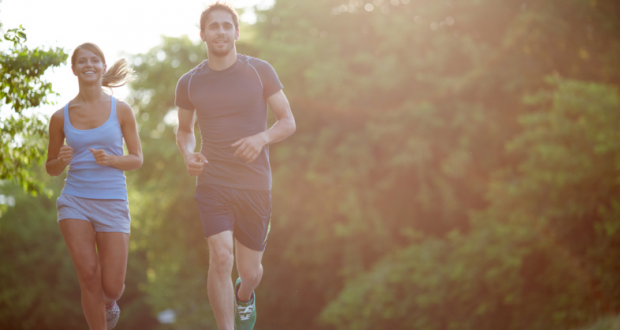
59, 219, 106, 330
96, 232, 129, 306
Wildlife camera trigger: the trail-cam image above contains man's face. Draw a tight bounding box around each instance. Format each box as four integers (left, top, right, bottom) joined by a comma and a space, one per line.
200, 10, 239, 57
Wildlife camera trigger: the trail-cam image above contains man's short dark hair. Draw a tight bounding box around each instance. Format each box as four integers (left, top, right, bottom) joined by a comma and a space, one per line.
200, 2, 240, 32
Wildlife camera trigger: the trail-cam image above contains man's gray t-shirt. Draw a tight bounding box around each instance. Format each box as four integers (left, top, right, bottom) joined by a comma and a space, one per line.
175, 54, 283, 190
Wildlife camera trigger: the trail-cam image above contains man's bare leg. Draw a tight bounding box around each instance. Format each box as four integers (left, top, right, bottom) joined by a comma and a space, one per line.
207, 231, 235, 330
235, 240, 264, 302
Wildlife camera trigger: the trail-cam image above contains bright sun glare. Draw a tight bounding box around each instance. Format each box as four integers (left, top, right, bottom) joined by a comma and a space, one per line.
0, 0, 274, 117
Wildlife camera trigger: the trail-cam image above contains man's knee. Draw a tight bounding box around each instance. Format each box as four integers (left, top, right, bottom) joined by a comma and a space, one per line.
208, 231, 234, 263
211, 248, 234, 267
238, 263, 262, 283
208, 241, 234, 275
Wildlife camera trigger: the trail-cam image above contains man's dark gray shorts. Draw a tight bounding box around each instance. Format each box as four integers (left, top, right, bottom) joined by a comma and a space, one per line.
194, 184, 271, 251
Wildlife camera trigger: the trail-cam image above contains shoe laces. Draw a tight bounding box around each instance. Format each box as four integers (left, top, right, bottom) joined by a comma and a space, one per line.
237, 304, 254, 321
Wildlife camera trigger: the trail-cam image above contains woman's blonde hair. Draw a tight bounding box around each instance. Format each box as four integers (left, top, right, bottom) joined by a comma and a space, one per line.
71, 42, 133, 88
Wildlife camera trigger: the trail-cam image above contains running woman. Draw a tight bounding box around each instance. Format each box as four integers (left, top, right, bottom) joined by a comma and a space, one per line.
46, 43, 142, 330
175, 2, 296, 329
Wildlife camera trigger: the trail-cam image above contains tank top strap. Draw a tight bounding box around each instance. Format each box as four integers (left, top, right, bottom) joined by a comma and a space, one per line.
109, 96, 121, 127
110, 96, 117, 118
63, 102, 70, 131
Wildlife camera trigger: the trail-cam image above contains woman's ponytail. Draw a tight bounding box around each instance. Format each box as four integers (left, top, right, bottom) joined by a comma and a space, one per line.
102, 59, 133, 88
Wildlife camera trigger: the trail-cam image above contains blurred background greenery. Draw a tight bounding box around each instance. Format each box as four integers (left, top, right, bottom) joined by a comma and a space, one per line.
2, 0, 620, 329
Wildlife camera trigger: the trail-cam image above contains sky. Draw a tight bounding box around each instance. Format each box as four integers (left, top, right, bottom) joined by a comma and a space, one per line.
0, 0, 273, 117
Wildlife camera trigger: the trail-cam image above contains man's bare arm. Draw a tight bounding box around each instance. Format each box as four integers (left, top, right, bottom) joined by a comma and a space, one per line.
176, 107, 207, 176
232, 90, 296, 163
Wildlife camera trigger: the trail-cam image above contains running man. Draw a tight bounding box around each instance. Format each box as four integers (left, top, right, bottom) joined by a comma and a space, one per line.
174, 2, 296, 330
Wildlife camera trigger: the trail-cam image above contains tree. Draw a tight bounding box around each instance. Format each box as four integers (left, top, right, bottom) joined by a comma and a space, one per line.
250, 0, 620, 328
0, 23, 67, 196
320, 77, 620, 330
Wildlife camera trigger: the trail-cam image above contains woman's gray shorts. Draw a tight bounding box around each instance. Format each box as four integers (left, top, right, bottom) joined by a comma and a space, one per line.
56, 194, 131, 233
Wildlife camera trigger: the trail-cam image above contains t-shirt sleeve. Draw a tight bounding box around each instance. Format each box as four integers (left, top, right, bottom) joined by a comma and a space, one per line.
175, 73, 195, 110
252, 58, 283, 99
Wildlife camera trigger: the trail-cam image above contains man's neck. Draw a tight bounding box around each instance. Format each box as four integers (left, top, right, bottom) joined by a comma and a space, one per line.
207, 48, 238, 71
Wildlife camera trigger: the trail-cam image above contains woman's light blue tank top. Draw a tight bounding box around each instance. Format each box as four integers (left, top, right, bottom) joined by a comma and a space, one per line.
61, 96, 127, 200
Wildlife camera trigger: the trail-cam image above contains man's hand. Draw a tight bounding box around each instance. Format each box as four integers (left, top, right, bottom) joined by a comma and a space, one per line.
89, 148, 116, 166
58, 145, 73, 166
184, 152, 208, 176
232, 133, 268, 164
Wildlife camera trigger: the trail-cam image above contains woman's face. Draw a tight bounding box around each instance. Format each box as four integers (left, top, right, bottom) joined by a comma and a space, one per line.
72, 48, 107, 84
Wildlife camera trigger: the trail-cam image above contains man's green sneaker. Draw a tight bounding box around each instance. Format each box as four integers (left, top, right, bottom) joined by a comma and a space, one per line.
234, 277, 257, 330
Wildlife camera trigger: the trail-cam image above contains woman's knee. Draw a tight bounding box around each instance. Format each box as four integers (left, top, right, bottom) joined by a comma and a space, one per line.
102, 282, 125, 301
76, 262, 101, 289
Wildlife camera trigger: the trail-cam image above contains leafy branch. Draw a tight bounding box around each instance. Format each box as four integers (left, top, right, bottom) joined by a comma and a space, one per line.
0, 25, 68, 196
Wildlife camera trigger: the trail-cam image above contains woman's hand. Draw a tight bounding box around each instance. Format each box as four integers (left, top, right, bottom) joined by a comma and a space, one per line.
58, 145, 74, 166
89, 148, 115, 166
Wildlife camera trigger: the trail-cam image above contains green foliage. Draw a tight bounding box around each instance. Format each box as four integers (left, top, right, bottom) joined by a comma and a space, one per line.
498, 77, 620, 314
0, 23, 67, 196
248, 0, 620, 328
320, 78, 620, 330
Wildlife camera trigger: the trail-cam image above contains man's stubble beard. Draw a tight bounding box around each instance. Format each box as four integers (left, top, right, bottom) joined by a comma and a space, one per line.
207, 41, 234, 58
